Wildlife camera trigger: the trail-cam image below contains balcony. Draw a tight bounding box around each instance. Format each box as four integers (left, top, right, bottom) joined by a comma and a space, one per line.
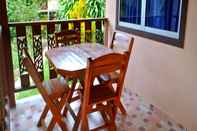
4, 18, 186, 131
1, 0, 195, 130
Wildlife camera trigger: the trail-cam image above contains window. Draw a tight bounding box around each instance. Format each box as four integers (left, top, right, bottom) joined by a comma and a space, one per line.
120, 0, 142, 24
116, 0, 188, 48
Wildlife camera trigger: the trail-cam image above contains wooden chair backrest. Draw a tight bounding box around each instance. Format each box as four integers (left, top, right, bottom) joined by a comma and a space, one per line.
110, 32, 134, 56
22, 49, 49, 100
84, 53, 128, 105
55, 29, 80, 47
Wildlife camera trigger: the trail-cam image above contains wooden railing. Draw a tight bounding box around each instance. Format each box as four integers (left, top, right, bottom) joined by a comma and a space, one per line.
9, 18, 109, 92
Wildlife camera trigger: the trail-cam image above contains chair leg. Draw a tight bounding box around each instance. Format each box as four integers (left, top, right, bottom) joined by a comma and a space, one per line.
118, 102, 127, 115
47, 97, 69, 131
110, 101, 117, 131
63, 80, 77, 116
73, 89, 85, 131
72, 106, 82, 131
37, 105, 49, 127
81, 115, 89, 131
108, 108, 114, 131
47, 116, 67, 131
54, 115, 68, 131
47, 117, 56, 131
58, 118, 68, 131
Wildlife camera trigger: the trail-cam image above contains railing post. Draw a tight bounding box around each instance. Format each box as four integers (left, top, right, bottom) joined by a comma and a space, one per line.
32, 23, 44, 80
1, 0, 16, 108
104, 18, 109, 47
85, 21, 92, 42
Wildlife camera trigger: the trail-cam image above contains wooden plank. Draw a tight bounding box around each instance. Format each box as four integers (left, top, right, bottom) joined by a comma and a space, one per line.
73, 21, 80, 31
73, 21, 82, 43
32, 24, 44, 80
96, 20, 102, 30
47, 22, 56, 49
85, 21, 92, 42
32, 23, 41, 35
47, 23, 57, 78
103, 19, 109, 47
16, 24, 27, 36
55, 30, 80, 46
47, 22, 56, 34
61, 22, 69, 32
16, 24, 30, 89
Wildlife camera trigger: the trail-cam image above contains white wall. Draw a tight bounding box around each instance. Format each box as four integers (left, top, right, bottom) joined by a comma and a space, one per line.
105, 0, 197, 130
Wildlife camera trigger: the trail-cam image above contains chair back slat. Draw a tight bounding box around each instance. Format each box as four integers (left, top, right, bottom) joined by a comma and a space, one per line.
110, 32, 134, 56
90, 53, 127, 77
55, 29, 80, 47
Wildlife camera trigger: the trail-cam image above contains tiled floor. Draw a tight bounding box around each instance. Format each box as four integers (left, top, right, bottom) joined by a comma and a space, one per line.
10, 88, 186, 131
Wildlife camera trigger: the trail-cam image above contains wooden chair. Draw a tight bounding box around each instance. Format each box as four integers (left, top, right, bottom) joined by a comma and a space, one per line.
55, 29, 81, 47
22, 48, 70, 131
75, 53, 128, 131
99, 32, 134, 115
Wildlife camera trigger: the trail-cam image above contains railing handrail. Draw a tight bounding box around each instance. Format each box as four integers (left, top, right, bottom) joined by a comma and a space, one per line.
8, 18, 108, 26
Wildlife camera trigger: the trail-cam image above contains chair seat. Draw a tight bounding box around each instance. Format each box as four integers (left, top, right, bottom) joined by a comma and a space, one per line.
90, 84, 116, 104
99, 72, 119, 83
42, 77, 69, 99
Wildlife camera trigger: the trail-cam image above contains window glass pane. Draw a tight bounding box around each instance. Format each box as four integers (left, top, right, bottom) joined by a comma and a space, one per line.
120, 0, 142, 24
145, 0, 180, 32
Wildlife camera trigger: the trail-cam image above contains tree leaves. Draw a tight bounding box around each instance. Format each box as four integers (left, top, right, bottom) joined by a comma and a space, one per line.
85, 0, 105, 18
7, 0, 47, 22
7, 0, 105, 22
57, 0, 105, 19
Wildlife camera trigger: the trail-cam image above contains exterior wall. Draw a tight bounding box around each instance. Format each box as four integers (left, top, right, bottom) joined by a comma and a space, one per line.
106, 0, 197, 130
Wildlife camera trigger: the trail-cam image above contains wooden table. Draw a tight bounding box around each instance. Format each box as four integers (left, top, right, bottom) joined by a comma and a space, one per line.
45, 43, 115, 78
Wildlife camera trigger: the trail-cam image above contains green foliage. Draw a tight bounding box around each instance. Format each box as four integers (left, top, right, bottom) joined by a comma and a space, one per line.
57, 0, 78, 19
86, 0, 105, 18
68, 0, 87, 19
57, 0, 105, 19
7, 0, 47, 22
